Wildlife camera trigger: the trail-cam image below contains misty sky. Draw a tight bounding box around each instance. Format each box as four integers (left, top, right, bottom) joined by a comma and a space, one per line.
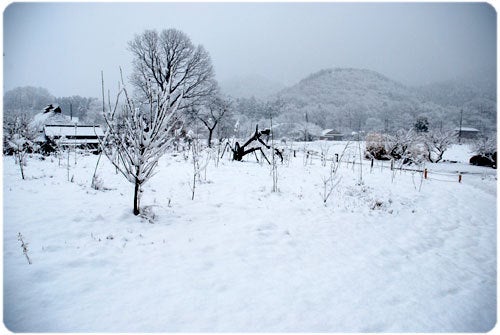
3, 2, 497, 98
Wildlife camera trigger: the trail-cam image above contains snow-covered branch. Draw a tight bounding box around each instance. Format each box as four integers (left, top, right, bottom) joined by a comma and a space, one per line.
99, 72, 184, 215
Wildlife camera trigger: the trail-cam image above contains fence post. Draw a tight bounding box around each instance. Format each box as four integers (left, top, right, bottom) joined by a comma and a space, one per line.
424, 168, 428, 179
390, 160, 394, 171
293, 150, 296, 158
335, 153, 339, 163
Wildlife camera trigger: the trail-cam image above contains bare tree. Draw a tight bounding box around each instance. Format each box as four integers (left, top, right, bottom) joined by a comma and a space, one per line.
321, 141, 350, 205
100, 71, 184, 215
189, 138, 200, 200
128, 29, 216, 109
193, 95, 230, 148
54, 96, 97, 121
385, 129, 417, 161
5, 114, 38, 180
422, 130, 456, 163
3, 86, 54, 118
473, 135, 497, 156
7, 134, 30, 180
4, 113, 35, 145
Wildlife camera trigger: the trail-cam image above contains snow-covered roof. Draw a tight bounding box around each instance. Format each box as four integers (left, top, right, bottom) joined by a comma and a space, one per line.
321, 129, 343, 136
44, 125, 104, 138
454, 127, 479, 132
30, 111, 77, 131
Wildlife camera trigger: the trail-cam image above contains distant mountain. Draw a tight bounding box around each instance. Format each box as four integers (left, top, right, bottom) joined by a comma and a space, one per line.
273, 68, 424, 133
272, 68, 495, 135
277, 68, 420, 110
415, 70, 496, 108
219, 74, 286, 99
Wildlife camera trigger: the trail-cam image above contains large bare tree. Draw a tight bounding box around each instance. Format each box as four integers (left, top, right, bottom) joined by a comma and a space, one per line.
128, 29, 216, 109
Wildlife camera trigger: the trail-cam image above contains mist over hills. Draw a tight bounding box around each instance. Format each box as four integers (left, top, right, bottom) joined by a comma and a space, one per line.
415, 70, 496, 108
219, 74, 286, 100
228, 67, 496, 136
4, 67, 495, 138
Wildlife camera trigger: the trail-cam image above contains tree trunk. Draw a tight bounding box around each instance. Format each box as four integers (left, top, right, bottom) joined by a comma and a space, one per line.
207, 127, 214, 148
17, 152, 25, 180
133, 180, 141, 215
435, 150, 444, 163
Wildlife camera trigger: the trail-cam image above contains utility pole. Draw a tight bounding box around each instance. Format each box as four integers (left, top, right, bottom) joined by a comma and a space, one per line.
304, 112, 309, 142
71, 103, 77, 165
458, 109, 463, 144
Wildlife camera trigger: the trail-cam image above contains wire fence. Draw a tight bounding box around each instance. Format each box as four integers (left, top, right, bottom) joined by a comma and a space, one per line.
215, 140, 494, 184
291, 146, 494, 184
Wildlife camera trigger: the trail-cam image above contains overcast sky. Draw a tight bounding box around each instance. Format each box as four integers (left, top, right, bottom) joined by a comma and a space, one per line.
3, 2, 497, 98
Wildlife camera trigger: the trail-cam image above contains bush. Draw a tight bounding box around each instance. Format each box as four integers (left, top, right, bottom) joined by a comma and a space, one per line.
365, 132, 390, 160
470, 136, 497, 168
421, 130, 456, 163
366, 130, 427, 164
470, 154, 496, 168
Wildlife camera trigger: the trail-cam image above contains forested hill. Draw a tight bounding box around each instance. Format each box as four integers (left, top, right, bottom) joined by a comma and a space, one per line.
278, 68, 419, 109
273, 68, 496, 135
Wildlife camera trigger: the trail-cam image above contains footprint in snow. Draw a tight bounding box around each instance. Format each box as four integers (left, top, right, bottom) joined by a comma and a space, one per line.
256, 223, 277, 234
436, 287, 461, 298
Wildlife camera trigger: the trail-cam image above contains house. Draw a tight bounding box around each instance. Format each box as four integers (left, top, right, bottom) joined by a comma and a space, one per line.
454, 127, 479, 139
319, 129, 344, 141
30, 104, 104, 153
31, 104, 79, 131
42, 124, 105, 152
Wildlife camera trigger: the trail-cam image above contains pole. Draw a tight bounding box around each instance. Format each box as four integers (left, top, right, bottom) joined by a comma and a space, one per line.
74, 124, 77, 165
458, 109, 463, 144
304, 112, 309, 142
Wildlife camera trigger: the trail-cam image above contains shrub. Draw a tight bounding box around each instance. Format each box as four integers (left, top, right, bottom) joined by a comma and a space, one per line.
365, 132, 389, 160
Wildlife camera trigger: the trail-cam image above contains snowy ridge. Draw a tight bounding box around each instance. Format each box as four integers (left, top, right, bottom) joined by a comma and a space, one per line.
269, 67, 496, 135
278, 67, 417, 108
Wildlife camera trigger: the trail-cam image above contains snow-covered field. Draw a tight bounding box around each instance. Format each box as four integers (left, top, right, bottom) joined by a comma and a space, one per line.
3, 141, 497, 332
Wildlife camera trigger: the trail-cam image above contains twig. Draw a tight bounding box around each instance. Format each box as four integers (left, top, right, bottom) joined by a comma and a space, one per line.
17, 233, 32, 264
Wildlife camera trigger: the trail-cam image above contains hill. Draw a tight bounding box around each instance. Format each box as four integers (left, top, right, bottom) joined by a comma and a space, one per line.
273, 68, 495, 135
278, 68, 418, 108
